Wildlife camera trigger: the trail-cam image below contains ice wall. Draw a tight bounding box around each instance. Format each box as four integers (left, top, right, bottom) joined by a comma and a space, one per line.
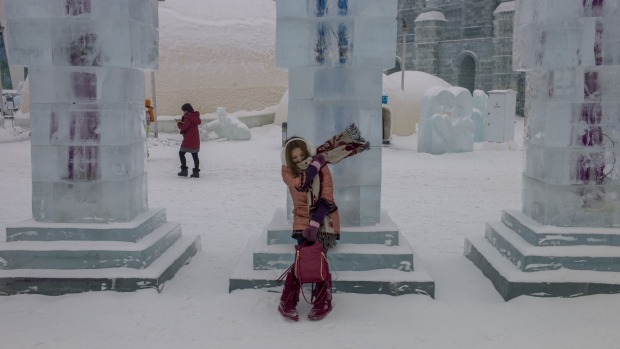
515, 0, 620, 227
276, 0, 397, 226
5, 0, 158, 223
418, 86, 474, 154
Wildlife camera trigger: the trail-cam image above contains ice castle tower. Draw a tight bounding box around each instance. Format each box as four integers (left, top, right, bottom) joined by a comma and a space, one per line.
0, 0, 200, 295
230, 0, 435, 296
466, 0, 620, 300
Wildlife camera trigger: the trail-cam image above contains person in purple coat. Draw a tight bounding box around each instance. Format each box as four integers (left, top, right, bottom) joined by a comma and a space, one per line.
176, 103, 202, 178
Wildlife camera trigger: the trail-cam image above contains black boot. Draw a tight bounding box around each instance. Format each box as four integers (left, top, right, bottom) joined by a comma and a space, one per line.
190, 168, 200, 178
178, 166, 188, 177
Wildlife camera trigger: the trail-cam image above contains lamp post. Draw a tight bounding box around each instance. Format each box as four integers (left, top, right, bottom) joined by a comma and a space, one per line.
399, 17, 407, 90
0, 23, 13, 90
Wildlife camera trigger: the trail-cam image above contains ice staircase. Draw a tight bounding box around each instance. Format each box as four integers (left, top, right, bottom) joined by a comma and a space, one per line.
0, 208, 200, 295
230, 208, 435, 297
465, 210, 620, 301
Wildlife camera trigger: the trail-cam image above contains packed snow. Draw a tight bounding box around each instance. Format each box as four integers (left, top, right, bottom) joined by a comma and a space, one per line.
1, 116, 620, 348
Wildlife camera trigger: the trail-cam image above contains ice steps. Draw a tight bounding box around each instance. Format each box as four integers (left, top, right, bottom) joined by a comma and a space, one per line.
465, 210, 620, 300
229, 209, 435, 297
0, 234, 201, 295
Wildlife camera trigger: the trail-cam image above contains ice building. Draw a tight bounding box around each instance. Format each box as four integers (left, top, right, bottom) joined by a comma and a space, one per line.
0, 0, 199, 295
466, 0, 620, 300
230, 0, 435, 297
395, 0, 524, 115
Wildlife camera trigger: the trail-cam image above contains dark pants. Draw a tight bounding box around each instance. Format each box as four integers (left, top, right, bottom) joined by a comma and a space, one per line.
179, 151, 199, 169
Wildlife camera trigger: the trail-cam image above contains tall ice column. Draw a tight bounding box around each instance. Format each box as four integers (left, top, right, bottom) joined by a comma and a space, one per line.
229, 0, 435, 297
0, 0, 200, 295
277, 0, 397, 226
465, 0, 620, 300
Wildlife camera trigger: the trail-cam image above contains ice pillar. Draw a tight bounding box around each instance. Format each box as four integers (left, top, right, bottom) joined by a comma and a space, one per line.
0, 0, 199, 295
276, 0, 397, 226
465, 0, 620, 300
5, 0, 158, 223
514, 0, 620, 227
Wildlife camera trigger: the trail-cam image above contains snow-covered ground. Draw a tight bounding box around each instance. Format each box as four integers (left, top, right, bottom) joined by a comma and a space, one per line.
1, 118, 620, 349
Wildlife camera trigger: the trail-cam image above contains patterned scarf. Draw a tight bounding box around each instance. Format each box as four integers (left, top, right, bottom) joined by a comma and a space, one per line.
307, 123, 370, 249
315, 123, 370, 165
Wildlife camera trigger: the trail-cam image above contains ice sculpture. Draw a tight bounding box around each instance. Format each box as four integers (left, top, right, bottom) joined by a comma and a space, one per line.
0, 0, 199, 295
465, 0, 620, 300
471, 89, 488, 142
513, 0, 620, 227
6, 0, 158, 222
230, 0, 435, 296
418, 86, 474, 154
276, 0, 397, 225
202, 107, 251, 141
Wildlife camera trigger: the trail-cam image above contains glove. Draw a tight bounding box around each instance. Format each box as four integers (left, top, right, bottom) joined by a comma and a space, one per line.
302, 200, 331, 242
302, 223, 319, 242
300, 154, 327, 191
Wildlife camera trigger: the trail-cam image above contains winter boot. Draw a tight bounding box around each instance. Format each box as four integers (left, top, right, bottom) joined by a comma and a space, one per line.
178, 166, 188, 177
190, 168, 200, 178
278, 271, 301, 321
307, 273, 333, 321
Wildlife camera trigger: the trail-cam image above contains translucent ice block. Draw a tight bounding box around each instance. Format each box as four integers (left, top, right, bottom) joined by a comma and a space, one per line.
524, 142, 620, 186
6, 19, 54, 66
353, 17, 397, 68
276, 18, 314, 67
287, 98, 381, 147
5, 0, 67, 19
522, 175, 620, 227
286, 67, 383, 102
6, 0, 158, 25
7, 18, 157, 69
277, 16, 394, 68
29, 66, 144, 104
29, 103, 145, 147
276, 0, 306, 18
32, 174, 148, 223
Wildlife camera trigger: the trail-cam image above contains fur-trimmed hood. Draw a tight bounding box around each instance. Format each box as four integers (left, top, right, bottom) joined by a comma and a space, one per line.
281, 137, 316, 166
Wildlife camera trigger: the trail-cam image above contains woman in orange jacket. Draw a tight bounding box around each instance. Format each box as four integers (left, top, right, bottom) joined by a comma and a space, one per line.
279, 137, 339, 322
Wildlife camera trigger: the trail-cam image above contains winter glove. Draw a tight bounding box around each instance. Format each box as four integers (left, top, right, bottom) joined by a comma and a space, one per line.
302, 224, 319, 242
300, 154, 327, 191
302, 200, 331, 242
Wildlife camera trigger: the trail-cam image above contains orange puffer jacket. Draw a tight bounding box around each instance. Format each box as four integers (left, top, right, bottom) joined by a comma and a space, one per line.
281, 164, 340, 232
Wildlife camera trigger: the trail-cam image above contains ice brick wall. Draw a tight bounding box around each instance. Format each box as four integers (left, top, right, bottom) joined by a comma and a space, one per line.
276, 0, 397, 226
5, 0, 158, 223
515, 0, 620, 227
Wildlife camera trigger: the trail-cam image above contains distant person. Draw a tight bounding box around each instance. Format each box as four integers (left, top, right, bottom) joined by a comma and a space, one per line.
176, 103, 201, 178
145, 98, 155, 137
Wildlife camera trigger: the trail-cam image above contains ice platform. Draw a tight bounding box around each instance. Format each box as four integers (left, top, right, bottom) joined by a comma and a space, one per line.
465, 210, 620, 301
0, 209, 200, 295
229, 209, 435, 297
